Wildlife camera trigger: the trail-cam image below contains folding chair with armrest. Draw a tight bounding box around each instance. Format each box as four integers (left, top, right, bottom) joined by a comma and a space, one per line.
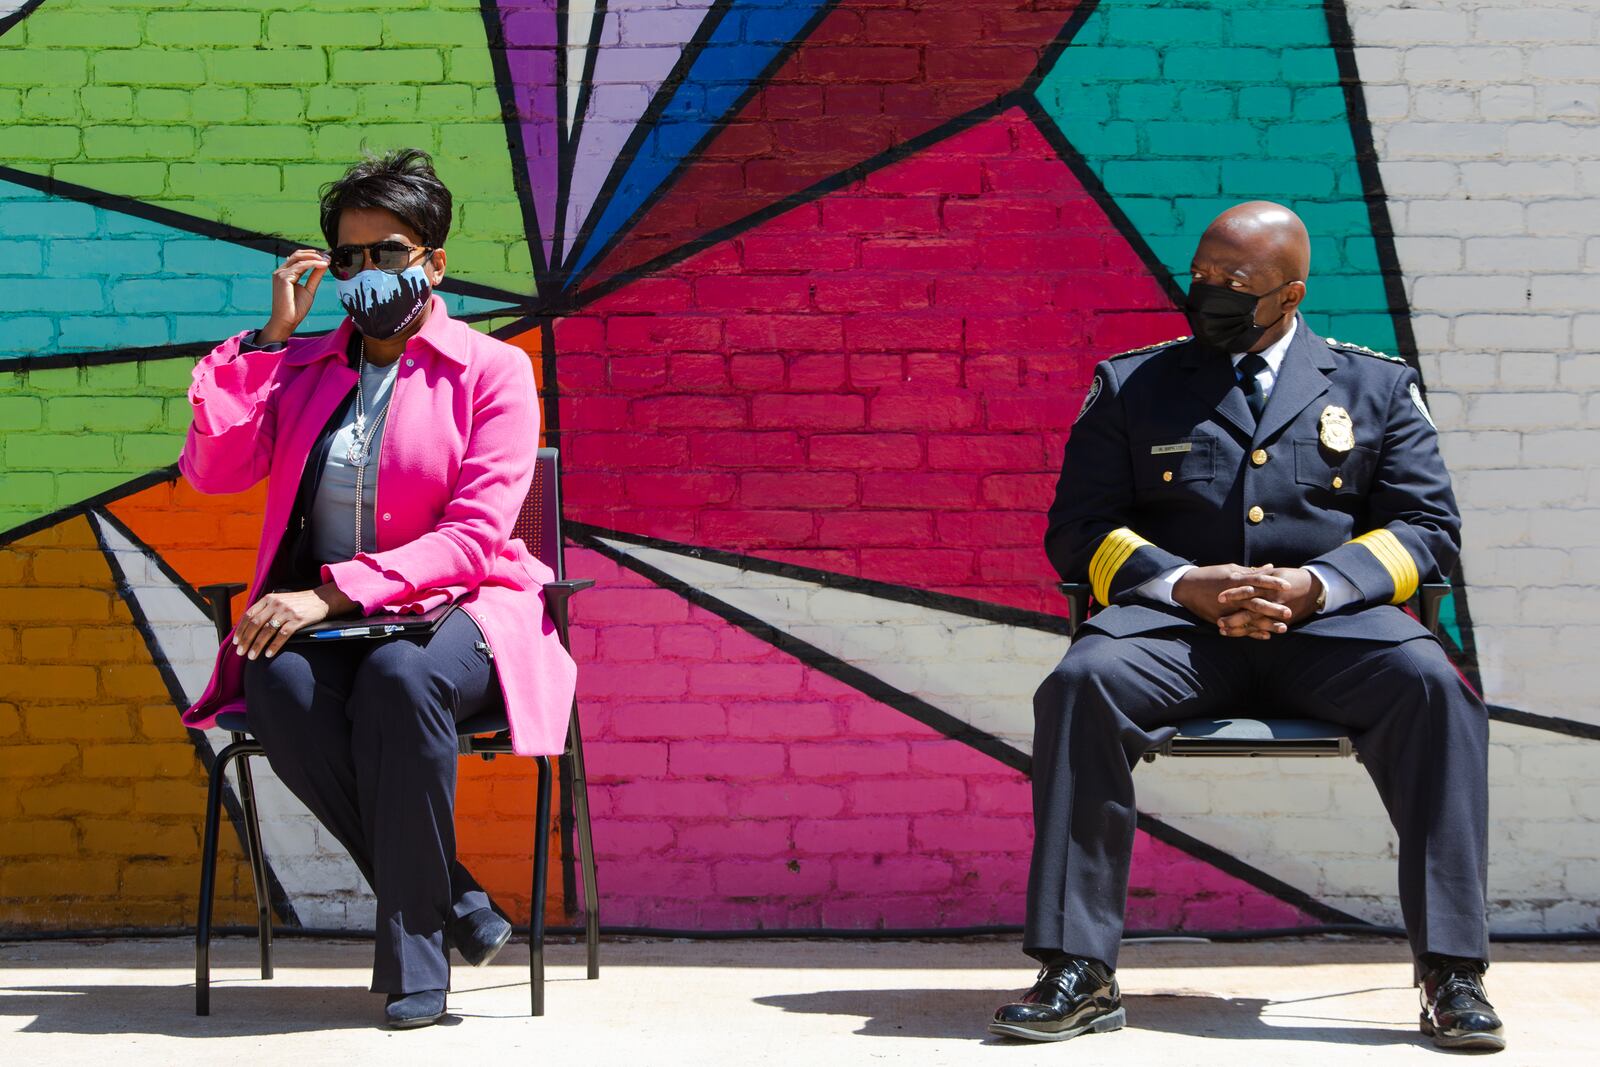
1055, 581, 1452, 761
193, 447, 597, 1018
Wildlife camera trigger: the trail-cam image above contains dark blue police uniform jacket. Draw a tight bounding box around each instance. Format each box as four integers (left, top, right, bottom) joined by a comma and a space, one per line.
1045, 320, 1460, 645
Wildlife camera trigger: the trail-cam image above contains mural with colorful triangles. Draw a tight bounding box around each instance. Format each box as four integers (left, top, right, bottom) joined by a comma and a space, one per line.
5, 0, 1586, 939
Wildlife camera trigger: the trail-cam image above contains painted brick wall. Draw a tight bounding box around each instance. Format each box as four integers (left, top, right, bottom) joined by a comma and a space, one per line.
0, 0, 531, 534
1347, 0, 1600, 727
2, 1, 1596, 938
1, 517, 259, 929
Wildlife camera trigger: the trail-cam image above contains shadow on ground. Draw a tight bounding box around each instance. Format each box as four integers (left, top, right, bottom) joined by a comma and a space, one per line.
4, 983, 373, 1037
754, 987, 1424, 1049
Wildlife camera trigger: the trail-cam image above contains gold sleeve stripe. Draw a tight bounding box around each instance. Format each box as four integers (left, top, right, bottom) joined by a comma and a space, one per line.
1350, 529, 1419, 604
1088, 527, 1153, 606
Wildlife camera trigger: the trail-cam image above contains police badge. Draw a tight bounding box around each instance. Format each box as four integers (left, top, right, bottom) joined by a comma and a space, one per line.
1319, 405, 1355, 453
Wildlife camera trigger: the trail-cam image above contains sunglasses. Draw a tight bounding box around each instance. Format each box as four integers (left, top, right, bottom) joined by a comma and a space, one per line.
324, 241, 433, 281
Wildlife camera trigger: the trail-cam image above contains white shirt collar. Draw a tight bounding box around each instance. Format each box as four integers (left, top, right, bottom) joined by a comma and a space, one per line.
1231, 314, 1298, 376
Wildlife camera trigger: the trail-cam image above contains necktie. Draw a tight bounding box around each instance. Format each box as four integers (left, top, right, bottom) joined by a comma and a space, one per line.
1236, 352, 1269, 423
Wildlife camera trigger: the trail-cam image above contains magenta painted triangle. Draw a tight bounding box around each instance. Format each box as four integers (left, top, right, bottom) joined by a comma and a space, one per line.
555, 108, 1187, 615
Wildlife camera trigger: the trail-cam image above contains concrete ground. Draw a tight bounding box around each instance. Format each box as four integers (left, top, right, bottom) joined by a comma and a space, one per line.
0, 936, 1592, 1064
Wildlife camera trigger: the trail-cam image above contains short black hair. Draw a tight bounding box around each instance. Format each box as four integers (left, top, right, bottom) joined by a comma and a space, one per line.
319, 148, 452, 249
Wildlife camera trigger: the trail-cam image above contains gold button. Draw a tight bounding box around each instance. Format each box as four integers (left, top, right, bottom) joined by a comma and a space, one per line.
1162, 470, 1173, 482
1332, 476, 1343, 489
1251, 449, 1268, 467
1248, 505, 1264, 524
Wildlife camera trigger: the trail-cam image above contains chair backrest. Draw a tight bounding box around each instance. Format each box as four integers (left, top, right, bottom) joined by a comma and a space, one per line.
512, 447, 565, 581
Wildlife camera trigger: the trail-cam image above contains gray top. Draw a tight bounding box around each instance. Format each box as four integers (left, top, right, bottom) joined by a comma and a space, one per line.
309, 358, 398, 567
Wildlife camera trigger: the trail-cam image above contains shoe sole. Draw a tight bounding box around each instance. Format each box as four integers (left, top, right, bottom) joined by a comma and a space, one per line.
385, 1012, 444, 1030
1421, 1014, 1506, 1052
988, 1007, 1126, 1043
464, 923, 513, 968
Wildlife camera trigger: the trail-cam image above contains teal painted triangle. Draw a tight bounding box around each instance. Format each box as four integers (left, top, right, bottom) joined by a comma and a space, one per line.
1032, 0, 1399, 354
0, 177, 513, 362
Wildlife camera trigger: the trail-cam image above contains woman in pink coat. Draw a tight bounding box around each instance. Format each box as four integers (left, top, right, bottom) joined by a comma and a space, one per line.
180, 150, 575, 1029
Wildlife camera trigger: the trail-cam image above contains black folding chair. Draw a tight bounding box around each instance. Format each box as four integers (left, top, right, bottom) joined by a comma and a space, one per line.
194, 447, 598, 1017
1056, 581, 1451, 761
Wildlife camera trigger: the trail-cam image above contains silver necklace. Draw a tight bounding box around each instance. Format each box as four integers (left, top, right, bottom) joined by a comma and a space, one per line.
349, 338, 395, 555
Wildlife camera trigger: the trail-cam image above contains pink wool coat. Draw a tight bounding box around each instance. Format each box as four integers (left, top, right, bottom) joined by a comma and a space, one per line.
179, 297, 577, 757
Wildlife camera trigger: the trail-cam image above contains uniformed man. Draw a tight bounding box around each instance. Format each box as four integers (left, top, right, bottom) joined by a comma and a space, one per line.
990, 202, 1503, 1052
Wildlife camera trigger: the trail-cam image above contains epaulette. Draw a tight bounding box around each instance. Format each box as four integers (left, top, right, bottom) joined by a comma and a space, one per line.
1325, 337, 1404, 363
1109, 336, 1191, 359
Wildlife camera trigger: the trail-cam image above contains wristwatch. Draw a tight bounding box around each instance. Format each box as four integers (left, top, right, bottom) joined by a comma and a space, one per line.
1313, 575, 1327, 613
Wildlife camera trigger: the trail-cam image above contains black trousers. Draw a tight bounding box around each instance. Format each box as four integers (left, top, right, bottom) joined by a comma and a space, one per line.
1024, 628, 1489, 970
243, 609, 501, 993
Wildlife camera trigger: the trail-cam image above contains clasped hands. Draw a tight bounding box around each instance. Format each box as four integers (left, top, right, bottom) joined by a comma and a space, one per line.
1172, 564, 1323, 640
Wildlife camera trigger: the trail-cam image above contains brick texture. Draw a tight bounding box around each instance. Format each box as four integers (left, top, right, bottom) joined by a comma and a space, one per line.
0, 518, 257, 930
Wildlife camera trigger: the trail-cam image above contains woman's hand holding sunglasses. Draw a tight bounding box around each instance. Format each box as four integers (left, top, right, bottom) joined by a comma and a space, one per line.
261, 248, 330, 345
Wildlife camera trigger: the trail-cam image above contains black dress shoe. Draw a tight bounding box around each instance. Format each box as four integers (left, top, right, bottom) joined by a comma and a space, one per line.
989, 956, 1124, 1042
450, 906, 513, 967
1420, 957, 1505, 1052
384, 989, 446, 1029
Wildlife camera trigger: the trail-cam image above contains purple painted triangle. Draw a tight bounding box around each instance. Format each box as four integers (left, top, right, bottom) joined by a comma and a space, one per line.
560, 0, 716, 268
494, 0, 560, 274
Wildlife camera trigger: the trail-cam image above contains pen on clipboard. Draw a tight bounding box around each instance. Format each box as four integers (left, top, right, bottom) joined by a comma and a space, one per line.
306, 624, 406, 640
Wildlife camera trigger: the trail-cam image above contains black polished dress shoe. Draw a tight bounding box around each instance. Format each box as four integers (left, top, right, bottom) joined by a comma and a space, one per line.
1420, 957, 1505, 1052
384, 989, 446, 1029
450, 906, 513, 967
989, 956, 1124, 1042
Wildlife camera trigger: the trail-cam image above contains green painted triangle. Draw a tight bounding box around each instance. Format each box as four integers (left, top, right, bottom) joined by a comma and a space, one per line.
0, 0, 535, 297
1034, 0, 1398, 353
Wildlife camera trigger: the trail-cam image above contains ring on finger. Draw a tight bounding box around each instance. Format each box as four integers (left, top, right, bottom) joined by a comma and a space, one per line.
267, 618, 283, 629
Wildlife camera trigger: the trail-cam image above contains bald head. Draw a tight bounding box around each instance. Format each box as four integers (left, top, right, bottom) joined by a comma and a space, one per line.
1186, 201, 1310, 353
1195, 201, 1310, 286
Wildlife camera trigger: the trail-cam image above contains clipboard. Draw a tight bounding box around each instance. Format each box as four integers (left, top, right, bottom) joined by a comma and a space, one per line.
288, 603, 457, 643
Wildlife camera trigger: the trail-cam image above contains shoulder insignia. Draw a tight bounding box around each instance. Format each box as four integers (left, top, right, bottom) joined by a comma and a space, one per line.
1409, 381, 1437, 430
1074, 372, 1103, 424
1109, 335, 1191, 360
1325, 337, 1404, 363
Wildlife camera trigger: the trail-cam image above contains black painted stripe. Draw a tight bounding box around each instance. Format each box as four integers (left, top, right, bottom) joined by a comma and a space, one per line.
1137, 814, 1367, 926
0, 0, 44, 36
556, 0, 739, 294
476, 0, 552, 292
573, 525, 1033, 773
559, 0, 835, 296
574, 525, 1384, 924
0, 164, 530, 309
570, 520, 1072, 635
86, 509, 300, 928
0, 466, 178, 548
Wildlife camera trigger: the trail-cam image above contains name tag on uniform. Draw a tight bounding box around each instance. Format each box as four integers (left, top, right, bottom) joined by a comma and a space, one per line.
1149, 442, 1193, 455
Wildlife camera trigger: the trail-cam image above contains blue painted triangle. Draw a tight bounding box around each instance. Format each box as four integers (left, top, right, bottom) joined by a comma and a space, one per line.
0, 177, 513, 362
563, 0, 831, 284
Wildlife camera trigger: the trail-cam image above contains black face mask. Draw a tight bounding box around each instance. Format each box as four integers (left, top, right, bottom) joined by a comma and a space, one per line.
1184, 280, 1289, 353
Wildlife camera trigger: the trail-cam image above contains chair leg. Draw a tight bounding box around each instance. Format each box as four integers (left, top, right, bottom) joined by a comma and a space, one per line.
230, 735, 273, 980
196, 741, 247, 1015
531, 755, 552, 1017
566, 706, 600, 979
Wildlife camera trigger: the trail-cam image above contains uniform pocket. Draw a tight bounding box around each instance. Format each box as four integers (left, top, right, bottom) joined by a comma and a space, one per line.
1294, 440, 1378, 497
1133, 435, 1215, 491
